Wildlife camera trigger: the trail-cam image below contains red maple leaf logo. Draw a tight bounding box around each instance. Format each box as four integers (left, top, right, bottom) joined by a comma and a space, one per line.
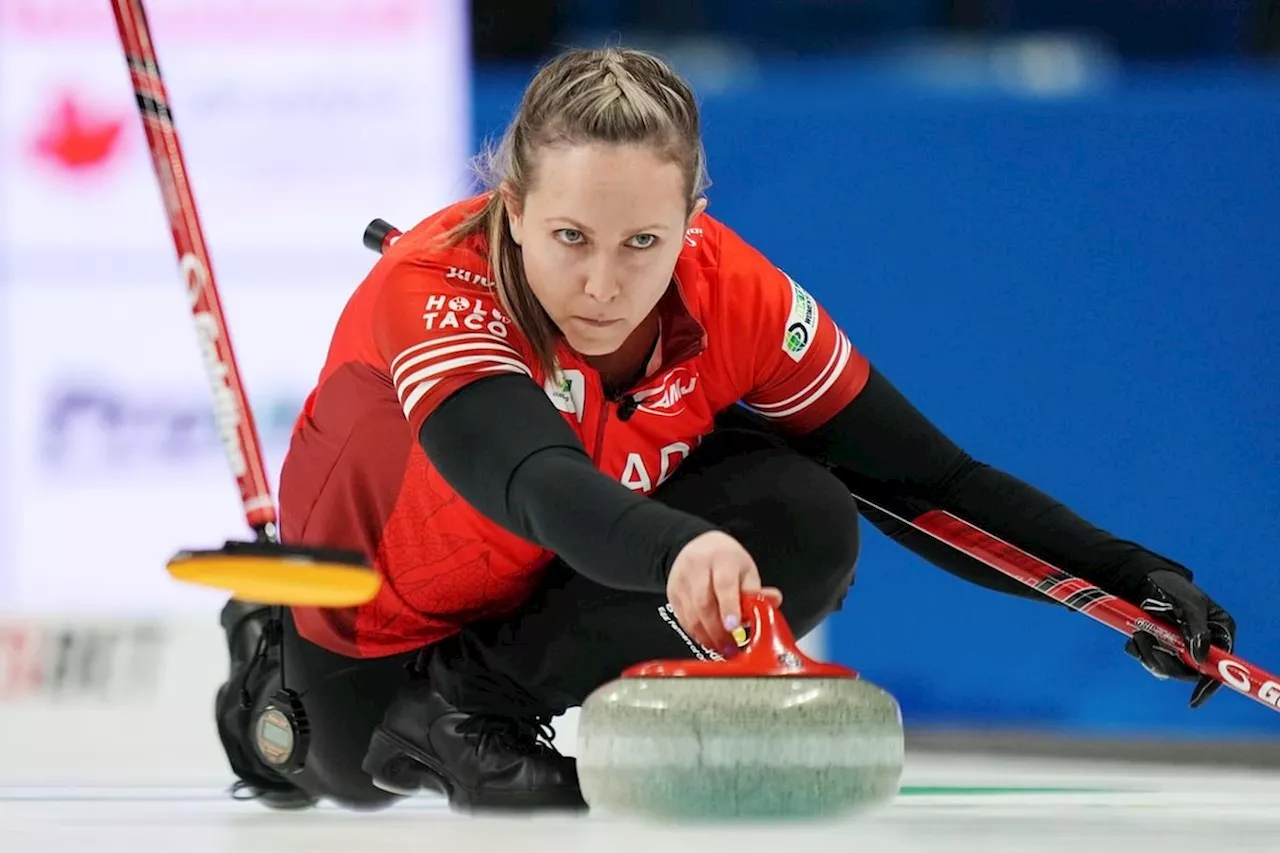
32, 92, 126, 172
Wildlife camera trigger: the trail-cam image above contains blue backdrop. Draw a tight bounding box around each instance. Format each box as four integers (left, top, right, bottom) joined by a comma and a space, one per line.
473, 59, 1280, 738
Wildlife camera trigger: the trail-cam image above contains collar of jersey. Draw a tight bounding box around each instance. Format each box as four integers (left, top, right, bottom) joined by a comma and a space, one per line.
651, 274, 706, 370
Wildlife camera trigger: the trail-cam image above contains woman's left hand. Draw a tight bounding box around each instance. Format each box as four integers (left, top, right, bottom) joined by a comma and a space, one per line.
1123, 568, 1237, 708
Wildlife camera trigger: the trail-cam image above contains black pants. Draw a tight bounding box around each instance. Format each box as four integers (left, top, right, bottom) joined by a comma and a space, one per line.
270, 415, 862, 809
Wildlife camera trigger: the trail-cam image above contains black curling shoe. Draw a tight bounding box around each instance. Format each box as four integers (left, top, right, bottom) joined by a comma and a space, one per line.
362, 681, 586, 812
214, 600, 318, 811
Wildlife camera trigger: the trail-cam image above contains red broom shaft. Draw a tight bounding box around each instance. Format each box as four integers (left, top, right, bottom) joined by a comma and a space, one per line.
912, 509, 1280, 713
111, 0, 277, 536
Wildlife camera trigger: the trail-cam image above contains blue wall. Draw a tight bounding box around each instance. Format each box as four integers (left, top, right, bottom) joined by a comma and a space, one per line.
474, 60, 1280, 738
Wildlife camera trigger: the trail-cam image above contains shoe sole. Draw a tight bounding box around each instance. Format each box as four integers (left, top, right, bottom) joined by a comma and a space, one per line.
363, 727, 587, 813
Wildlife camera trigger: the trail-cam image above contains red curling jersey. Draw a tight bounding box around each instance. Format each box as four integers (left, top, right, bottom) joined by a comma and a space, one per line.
282, 195, 871, 657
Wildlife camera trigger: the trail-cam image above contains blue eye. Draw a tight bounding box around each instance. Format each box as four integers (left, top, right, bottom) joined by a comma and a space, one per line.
555, 229, 584, 245
628, 234, 657, 249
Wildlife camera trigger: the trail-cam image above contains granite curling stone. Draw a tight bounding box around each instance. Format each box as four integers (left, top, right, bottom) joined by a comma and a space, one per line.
577, 594, 904, 820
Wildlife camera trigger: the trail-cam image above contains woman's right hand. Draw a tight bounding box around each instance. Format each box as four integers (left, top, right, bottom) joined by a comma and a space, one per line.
665, 530, 782, 655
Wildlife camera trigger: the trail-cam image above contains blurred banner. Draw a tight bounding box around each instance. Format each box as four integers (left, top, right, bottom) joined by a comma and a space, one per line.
476, 56, 1280, 738
0, 0, 470, 257
0, 0, 471, 611
0, 614, 229, 784
4, 282, 353, 612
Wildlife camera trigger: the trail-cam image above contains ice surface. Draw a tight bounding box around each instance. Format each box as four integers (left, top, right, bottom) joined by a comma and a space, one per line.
4, 753, 1278, 853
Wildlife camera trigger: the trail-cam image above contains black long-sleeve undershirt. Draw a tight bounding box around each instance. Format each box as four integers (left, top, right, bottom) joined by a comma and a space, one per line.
792, 366, 1193, 602
418, 368, 1190, 600
419, 375, 714, 593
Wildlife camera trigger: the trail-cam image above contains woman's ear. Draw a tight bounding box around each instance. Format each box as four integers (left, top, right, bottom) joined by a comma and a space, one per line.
500, 182, 524, 246
687, 196, 708, 226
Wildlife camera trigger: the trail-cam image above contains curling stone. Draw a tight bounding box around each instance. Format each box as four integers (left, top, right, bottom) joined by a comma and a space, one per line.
576, 594, 904, 820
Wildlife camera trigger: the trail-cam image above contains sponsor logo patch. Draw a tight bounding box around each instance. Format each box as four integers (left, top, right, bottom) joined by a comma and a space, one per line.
544, 368, 585, 422
781, 271, 818, 362
629, 367, 698, 418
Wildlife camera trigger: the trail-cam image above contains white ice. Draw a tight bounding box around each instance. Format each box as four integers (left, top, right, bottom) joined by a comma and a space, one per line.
4, 753, 1278, 853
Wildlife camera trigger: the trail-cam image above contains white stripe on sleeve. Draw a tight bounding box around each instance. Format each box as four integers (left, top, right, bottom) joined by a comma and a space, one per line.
391, 334, 533, 422
748, 331, 852, 421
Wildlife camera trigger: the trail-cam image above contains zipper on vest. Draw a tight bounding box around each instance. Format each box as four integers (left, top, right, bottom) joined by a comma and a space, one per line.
592, 398, 612, 462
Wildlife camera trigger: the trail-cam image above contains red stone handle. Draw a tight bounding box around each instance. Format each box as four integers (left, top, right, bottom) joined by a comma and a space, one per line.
621, 593, 858, 679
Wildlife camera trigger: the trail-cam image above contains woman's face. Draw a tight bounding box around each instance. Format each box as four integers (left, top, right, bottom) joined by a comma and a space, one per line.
507, 142, 705, 357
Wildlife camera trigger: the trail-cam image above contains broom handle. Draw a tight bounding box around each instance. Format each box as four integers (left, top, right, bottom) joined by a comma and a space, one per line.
112, 0, 278, 541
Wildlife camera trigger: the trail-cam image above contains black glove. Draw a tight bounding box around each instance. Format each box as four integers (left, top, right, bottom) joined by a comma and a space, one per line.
1123, 568, 1236, 708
